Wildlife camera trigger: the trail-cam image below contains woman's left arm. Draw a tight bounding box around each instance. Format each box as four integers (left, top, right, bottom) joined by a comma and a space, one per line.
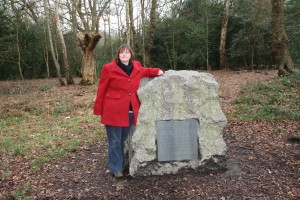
137, 61, 164, 77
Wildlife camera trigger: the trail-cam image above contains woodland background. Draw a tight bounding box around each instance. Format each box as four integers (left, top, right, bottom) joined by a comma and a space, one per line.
0, 0, 299, 82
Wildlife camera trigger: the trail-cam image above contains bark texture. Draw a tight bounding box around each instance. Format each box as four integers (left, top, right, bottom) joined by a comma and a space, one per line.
44, 0, 65, 86
219, 0, 231, 69
270, 0, 295, 76
144, 0, 158, 66
55, 0, 74, 85
77, 31, 101, 85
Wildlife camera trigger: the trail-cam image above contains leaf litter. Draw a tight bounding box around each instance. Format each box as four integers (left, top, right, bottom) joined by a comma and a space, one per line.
0, 70, 299, 199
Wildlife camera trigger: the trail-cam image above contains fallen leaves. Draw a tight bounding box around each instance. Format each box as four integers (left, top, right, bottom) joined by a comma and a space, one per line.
1, 71, 299, 199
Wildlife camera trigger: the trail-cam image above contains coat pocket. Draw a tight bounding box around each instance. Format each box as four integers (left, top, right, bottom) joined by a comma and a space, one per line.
105, 93, 121, 99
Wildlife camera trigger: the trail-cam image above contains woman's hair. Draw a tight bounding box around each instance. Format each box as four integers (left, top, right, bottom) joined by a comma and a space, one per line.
114, 44, 135, 65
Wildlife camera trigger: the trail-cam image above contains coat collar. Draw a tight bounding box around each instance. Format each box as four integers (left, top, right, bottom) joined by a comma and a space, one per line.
111, 60, 127, 76
130, 62, 140, 78
111, 60, 140, 78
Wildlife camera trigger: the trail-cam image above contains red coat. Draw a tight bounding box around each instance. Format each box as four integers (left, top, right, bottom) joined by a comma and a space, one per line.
94, 60, 160, 126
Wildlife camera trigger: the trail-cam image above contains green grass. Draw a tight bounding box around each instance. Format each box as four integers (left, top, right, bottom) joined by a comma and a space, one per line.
12, 183, 32, 199
0, 79, 104, 199
0, 162, 11, 179
0, 113, 101, 164
0, 81, 104, 176
230, 71, 300, 121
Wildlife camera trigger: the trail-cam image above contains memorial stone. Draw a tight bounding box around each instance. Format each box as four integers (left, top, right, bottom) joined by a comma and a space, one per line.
128, 70, 227, 176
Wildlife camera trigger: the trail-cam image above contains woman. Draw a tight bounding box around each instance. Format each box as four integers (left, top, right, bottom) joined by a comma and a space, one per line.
94, 44, 164, 178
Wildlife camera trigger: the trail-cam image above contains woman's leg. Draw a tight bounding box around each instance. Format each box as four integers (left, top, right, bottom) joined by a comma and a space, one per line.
105, 113, 134, 175
105, 125, 123, 174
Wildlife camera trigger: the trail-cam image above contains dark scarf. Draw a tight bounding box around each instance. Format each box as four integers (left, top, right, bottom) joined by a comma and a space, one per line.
117, 60, 133, 111
117, 60, 133, 76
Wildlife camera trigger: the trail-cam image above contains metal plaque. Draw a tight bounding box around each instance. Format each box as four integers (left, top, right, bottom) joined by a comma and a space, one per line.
156, 119, 199, 162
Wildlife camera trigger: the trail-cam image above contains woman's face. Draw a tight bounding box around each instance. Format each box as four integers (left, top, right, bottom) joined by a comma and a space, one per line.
119, 48, 131, 64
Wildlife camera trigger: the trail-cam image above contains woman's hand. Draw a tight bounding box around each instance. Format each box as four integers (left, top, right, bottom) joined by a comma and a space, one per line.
158, 70, 164, 76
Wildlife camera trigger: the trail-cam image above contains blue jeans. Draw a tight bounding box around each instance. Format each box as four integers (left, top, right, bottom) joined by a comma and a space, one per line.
105, 113, 134, 174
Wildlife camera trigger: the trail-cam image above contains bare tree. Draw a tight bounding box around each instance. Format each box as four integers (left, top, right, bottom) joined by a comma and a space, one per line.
125, 0, 131, 44
123, 0, 160, 66
10, 0, 24, 80
44, 0, 65, 86
102, 8, 114, 59
144, 0, 158, 66
43, 50, 50, 78
55, 0, 74, 85
205, 0, 210, 70
219, 0, 231, 69
74, 0, 111, 85
270, 0, 295, 75
43, 25, 50, 78
19, 0, 39, 23
128, 0, 141, 53
129, 0, 158, 66
114, 0, 123, 42
140, 0, 146, 66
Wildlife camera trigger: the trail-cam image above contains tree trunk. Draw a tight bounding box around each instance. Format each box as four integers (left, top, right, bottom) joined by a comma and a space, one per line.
44, 0, 65, 86
55, 0, 74, 85
129, 0, 141, 54
125, 0, 131, 44
44, 50, 50, 78
270, 0, 295, 76
144, 0, 158, 66
16, 22, 24, 80
219, 0, 231, 69
140, 0, 146, 66
10, 0, 24, 80
77, 31, 101, 85
43, 25, 50, 78
251, 44, 254, 70
205, 2, 210, 70
115, 0, 122, 41
68, 0, 110, 84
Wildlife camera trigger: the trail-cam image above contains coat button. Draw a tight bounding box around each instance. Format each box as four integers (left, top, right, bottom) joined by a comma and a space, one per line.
128, 93, 131, 96
128, 79, 131, 82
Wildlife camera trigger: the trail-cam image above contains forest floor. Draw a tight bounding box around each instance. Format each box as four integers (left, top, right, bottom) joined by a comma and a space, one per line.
0, 70, 299, 199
